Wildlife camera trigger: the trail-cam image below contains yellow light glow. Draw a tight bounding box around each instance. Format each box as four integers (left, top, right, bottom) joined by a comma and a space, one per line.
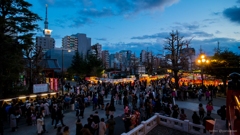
19, 96, 26, 99
202, 59, 206, 62
47, 30, 50, 33
197, 60, 201, 63
201, 55, 205, 59
30, 95, 37, 98
68, 50, 71, 52
50, 93, 56, 95
4, 99, 12, 102
41, 94, 48, 96
206, 60, 209, 63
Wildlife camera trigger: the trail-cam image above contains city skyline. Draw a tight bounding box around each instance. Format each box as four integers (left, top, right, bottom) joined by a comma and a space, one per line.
28, 0, 240, 56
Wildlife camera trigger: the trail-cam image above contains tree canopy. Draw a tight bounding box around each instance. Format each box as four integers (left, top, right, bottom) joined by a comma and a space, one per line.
205, 49, 240, 93
0, 0, 41, 97
68, 52, 104, 79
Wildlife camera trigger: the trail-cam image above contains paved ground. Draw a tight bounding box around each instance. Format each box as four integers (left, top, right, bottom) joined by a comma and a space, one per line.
3, 94, 225, 135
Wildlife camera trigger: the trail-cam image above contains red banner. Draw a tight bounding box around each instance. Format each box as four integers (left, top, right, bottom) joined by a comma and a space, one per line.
54, 78, 58, 91
50, 78, 53, 90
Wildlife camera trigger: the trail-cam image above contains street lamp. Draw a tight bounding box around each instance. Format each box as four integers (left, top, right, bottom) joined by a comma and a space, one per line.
62, 49, 71, 95
197, 54, 210, 89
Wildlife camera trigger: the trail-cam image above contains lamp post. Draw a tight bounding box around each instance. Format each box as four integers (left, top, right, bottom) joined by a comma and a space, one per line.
197, 54, 210, 89
62, 49, 71, 95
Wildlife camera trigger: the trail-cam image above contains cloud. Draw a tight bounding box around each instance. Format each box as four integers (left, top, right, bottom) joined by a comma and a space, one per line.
38, 0, 93, 7
173, 22, 200, 30
215, 30, 221, 34
69, 17, 93, 28
131, 31, 212, 40
131, 32, 169, 39
96, 38, 107, 41
55, 19, 66, 28
212, 12, 221, 15
203, 19, 218, 24
234, 32, 240, 34
79, 0, 179, 19
192, 37, 240, 55
223, 6, 240, 24
192, 31, 214, 37
78, 7, 115, 18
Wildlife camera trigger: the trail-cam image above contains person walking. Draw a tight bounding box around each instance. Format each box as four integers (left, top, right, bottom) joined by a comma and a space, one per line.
206, 102, 214, 114
198, 103, 206, 120
205, 91, 210, 101
192, 111, 201, 131
99, 118, 106, 135
93, 111, 100, 135
51, 106, 57, 126
55, 106, 65, 129
105, 103, 110, 119
76, 118, 83, 135
198, 89, 202, 101
37, 114, 43, 135
10, 111, 17, 132
107, 115, 115, 135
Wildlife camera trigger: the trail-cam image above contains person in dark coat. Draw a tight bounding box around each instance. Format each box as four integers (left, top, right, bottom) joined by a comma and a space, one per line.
172, 104, 179, 119
203, 112, 214, 133
93, 111, 100, 135
217, 105, 226, 120
192, 111, 201, 131
76, 118, 83, 135
51, 106, 57, 126
54, 106, 65, 128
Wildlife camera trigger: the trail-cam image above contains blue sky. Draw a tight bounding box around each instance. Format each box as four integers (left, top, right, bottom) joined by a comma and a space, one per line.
27, 0, 240, 56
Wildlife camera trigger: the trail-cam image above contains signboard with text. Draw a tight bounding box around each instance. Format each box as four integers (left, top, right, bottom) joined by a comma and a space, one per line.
54, 78, 58, 91
33, 84, 48, 93
46, 78, 49, 83
50, 78, 53, 90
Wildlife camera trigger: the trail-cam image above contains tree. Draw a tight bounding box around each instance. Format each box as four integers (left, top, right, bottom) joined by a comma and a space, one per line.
26, 46, 45, 89
68, 51, 86, 78
205, 49, 240, 94
164, 31, 189, 89
86, 53, 104, 77
130, 52, 140, 75
0, 0, 41, 97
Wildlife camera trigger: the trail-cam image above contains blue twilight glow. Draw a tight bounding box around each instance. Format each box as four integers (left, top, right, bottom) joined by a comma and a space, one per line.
27, 0, 240, 56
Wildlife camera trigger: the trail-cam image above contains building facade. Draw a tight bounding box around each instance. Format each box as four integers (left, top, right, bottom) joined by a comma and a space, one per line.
91, 43, 102, 59
102, 50, 109, 69
62, 36, 78, 50
71, 33, 91, 57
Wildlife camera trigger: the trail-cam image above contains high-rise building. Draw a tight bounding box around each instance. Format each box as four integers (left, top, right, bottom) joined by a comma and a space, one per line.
140, 50, 146, 63
109, 54, 116, 68
91, 43, 102, 59
71, 33, 91, 57
62, 36, 78, 50
102, 50, 109, 69
36, 4, 55, 53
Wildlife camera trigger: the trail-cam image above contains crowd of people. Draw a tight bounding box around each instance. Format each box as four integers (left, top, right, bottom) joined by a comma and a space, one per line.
0, 77, 226, 135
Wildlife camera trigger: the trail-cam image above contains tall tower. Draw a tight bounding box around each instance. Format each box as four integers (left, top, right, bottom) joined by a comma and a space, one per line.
43, 4, 52, 37
44, 4, 48, 29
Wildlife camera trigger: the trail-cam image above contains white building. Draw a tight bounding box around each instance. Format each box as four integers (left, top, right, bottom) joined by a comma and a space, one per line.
62, 36, 78, 50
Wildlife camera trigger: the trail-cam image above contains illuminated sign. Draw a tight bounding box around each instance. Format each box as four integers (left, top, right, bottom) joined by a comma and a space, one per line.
44, 29, 52, 35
